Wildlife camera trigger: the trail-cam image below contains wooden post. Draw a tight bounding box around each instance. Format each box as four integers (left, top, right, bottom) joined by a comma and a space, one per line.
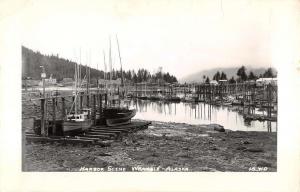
52, 97, 56, 135
268, 85, 272, 118
61, 97, 66, 120
41, 98, 45, 136
80, 93, 83, 111
209, 85, 212, 104
204, 85, 206, 101
105, 93, 108, 107
87, 94, 90, 108
135, 83, 137, 98
44, 98, 48, 136
93, 94, 96, 125
99, 94, 103, 116
197, 85, 200, 101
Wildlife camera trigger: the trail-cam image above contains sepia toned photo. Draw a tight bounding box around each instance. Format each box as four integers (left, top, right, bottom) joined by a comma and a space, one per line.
20, 0, 279, 173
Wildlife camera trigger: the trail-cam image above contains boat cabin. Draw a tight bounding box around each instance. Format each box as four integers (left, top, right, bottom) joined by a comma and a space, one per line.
66, 108, 91, 122
82, 108, 91, 116
66, 114, 87, 122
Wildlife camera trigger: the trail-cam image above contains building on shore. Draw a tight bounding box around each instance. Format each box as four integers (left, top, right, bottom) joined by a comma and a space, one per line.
98, 78, 121, 86
61, 78, 73, 86
256, 78, 277, 86
39, 74, 57, 86
22, 79, 40, 87
218, 79, 228, 85
210, 80, 218, 86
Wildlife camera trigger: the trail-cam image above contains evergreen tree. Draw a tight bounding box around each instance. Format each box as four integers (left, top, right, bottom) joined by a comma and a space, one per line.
213, 71, 221, 81
237, 66, 247, 81
263, 68, 275, 78
220, 71, 227, 80
228, 76, 236, 84
205, 77, 210, 83
202, 75, 206, 83
22, 46, 178, 84
248, 71, 257, 80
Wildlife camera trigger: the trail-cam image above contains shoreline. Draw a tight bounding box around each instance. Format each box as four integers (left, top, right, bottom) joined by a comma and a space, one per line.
24, 120, 277, 172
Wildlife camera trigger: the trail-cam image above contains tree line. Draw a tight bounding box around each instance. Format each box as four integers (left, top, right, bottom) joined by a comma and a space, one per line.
203, 66, 276, 84
22, 46, 178, 84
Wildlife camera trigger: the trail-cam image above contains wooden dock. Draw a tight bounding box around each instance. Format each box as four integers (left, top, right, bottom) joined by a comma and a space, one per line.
25, 121, 151, 146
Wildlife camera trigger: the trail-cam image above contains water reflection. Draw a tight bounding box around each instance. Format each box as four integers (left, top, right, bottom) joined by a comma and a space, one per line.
125, 99, 276, 132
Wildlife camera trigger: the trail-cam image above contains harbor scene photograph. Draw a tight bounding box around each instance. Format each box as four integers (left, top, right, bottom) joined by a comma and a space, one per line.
20, 0, 279, 173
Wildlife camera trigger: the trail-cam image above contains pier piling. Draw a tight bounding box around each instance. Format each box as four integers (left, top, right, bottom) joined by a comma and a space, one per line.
52, 98, 56, 135
40, 98, 45, 136
93, 94, 96, 125
61, 97, 66, 120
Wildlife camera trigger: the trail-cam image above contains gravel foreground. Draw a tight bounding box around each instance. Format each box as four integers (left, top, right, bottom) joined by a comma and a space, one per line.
24, 121, 277, 172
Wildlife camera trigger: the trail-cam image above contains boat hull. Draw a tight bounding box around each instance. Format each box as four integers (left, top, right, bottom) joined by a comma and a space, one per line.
63, 119, 92, 134
165, 97, 181, 103
105, 109, 136, 127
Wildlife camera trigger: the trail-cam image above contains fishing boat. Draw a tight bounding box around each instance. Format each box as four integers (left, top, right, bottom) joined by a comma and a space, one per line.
232, 100, 242, 105
183, 94, 198, 102
149, 94, 160, 101
164, 95, 181, 102
64, 109, 92, 133
101, 35, 136, 126
138, 95, 148, 100
63, 53, 92, 135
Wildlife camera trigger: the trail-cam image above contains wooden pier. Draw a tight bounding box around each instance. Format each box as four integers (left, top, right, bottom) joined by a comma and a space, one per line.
22, 91, 149, 137
124, 82, 277, 123
25, 120, 151, 146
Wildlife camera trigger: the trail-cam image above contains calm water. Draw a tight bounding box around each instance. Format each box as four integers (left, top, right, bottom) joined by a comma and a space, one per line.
125, 99, 277, 132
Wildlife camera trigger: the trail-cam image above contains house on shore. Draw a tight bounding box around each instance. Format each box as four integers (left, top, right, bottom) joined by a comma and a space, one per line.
256, 78, 277, 86
210, 80, 218, 86
61, 78, 73, 86
39, 74, 57, 86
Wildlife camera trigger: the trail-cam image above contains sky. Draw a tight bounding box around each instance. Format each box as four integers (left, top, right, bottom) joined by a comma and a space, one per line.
18, 0, 300, 78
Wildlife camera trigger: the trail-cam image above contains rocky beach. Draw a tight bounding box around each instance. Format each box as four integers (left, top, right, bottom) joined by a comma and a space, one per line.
24, 120, 277, 172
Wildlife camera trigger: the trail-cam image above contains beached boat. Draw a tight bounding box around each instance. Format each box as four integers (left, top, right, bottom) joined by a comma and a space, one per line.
63, 113, 92, 133
63, 104, 93, 134
100, 35, 137, 127
104, 107, 136, 126
63, 57, 92, 134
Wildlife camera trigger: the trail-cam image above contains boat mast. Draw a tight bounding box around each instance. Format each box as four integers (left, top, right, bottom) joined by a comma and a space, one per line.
97, 52, 99, 93
79, 48, 81, 89
103, 50, 107, 92
116, 34, 125, 99
88, 49, 91, 94
116, 34, 124, 87
109, 36, 112, 93
86, 50, 89, 95
74, 57, 77, 114
78, 47, 81, 110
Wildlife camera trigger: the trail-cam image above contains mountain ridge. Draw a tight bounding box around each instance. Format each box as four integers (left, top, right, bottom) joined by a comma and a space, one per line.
180, 66, 277, 83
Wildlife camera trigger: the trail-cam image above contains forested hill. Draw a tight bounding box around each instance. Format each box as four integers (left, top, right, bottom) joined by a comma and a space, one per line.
22, 46, 105, 81
21, 46, 178, 83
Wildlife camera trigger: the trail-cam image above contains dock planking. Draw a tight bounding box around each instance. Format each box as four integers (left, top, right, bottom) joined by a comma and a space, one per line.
25, 120, 151, 145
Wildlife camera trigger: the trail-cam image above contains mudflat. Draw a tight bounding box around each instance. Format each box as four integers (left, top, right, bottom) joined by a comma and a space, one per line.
24, 121, 277, 172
